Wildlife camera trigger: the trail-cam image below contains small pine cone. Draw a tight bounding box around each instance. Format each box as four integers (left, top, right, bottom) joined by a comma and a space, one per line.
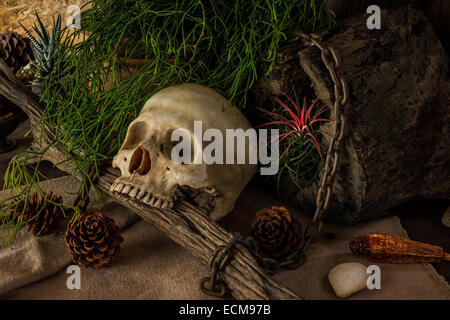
0, 32, 33, 73
65, 211, 124, 269
251, 206, 302, 260
10, 192, 64, 236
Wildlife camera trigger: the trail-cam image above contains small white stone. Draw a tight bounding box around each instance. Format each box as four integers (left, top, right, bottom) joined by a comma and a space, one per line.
328, 262, 369, 298
442, 206, 450, 228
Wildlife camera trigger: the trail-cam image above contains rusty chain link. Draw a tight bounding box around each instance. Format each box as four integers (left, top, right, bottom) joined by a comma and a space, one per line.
200, 232, 241, 298
236, 31, 350, 276
298, 31, 349, 243
204, 30, 349, 297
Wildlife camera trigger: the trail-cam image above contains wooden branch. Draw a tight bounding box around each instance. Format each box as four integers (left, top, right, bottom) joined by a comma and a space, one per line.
98, 173, 300, 300
0, 60, 300, 300
0, 61, 77, 173
0, 62, 43, 128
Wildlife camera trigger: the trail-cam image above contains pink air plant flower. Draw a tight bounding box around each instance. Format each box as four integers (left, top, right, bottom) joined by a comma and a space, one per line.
257, 91, 332, 160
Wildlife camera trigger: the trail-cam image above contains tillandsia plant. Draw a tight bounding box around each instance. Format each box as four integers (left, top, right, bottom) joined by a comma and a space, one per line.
258, 91, 332, 191
0, 1, 334, 244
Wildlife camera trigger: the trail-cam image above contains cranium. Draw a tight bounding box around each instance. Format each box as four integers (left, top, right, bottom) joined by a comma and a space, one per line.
111, 84, 256, 220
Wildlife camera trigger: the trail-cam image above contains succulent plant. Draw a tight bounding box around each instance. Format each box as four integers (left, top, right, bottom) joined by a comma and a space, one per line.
20, 12, 63, 78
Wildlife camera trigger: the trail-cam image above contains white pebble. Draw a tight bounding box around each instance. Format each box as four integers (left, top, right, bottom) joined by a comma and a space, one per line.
442, 206, 450, 228
328, 262, 369, 298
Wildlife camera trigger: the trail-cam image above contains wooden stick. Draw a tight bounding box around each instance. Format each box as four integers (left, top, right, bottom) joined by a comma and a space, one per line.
98, 174, 300, 299
0, 60, 300, 300
0, 61, 76, 173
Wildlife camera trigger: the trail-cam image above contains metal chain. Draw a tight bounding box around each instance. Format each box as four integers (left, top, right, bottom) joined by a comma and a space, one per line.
202, 30, 350, 296
200, 232, 241, 298
298, 30, 349, 242
237, 236, 307, 276
241, 30, 349, 275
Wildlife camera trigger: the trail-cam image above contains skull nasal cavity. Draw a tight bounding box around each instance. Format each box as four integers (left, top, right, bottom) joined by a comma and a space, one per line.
129, 146, 151, 175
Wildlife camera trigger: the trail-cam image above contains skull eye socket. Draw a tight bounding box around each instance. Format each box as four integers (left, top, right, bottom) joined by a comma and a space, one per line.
122, 121, 148, 151
129, 146, 151, 175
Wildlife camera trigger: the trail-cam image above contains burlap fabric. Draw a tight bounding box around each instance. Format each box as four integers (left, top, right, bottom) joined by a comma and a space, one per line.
0, 176, 448, 299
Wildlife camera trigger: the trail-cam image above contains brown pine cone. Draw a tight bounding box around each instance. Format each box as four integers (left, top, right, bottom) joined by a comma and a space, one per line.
65, 211, 124, 269
251, 206, 302, 260
10, 192, 64, 236
0, 32, 33, 73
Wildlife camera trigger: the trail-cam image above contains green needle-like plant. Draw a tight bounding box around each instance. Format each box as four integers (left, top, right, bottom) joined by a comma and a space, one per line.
1, 0, 335, 244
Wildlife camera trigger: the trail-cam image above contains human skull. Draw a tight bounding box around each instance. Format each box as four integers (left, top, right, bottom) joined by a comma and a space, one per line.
111, 84, 256, 220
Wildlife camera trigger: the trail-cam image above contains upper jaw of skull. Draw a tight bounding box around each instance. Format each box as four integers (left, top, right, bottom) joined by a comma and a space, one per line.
110, 84, 257, 220
111, 130, 217, 211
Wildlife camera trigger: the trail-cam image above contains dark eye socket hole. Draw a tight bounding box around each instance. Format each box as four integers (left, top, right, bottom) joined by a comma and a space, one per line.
122, 121, 148, 150
166, 167, 170, 171
124, 157, 127, 161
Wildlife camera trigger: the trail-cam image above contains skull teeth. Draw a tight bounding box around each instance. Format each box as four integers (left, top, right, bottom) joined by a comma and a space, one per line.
129, 187, 139, 198
112, 183, 124, 193
137, 190, 146, 200
143, 193, 151, 203
110, 182, 175, 209
122, 185, 131, 194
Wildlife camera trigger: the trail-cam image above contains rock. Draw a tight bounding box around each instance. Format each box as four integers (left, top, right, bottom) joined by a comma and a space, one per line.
258, 7, 450, 223
328, 262, 369, 298
442, 206, 450, 228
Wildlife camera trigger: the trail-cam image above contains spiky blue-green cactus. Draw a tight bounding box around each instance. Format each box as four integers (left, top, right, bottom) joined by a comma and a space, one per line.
20, 12, 62, 77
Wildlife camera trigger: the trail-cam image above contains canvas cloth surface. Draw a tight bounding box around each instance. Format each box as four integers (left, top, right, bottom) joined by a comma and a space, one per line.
0, 176, 448, 300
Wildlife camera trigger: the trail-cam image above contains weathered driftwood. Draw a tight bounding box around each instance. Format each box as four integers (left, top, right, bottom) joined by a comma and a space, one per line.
98, 172, 300, 300
0, 60, 300, 300
0, 62, 75, 173
253, 6, 450, 223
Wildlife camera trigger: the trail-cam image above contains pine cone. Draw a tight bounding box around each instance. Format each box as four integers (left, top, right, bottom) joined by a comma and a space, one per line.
251, 206, 302, 260
0, 32, 33, 73
65, 211, 123, 269
10, 192, 64, 236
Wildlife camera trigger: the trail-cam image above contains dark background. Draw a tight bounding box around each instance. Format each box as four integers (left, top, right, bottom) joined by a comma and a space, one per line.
329, 0, 450, 56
